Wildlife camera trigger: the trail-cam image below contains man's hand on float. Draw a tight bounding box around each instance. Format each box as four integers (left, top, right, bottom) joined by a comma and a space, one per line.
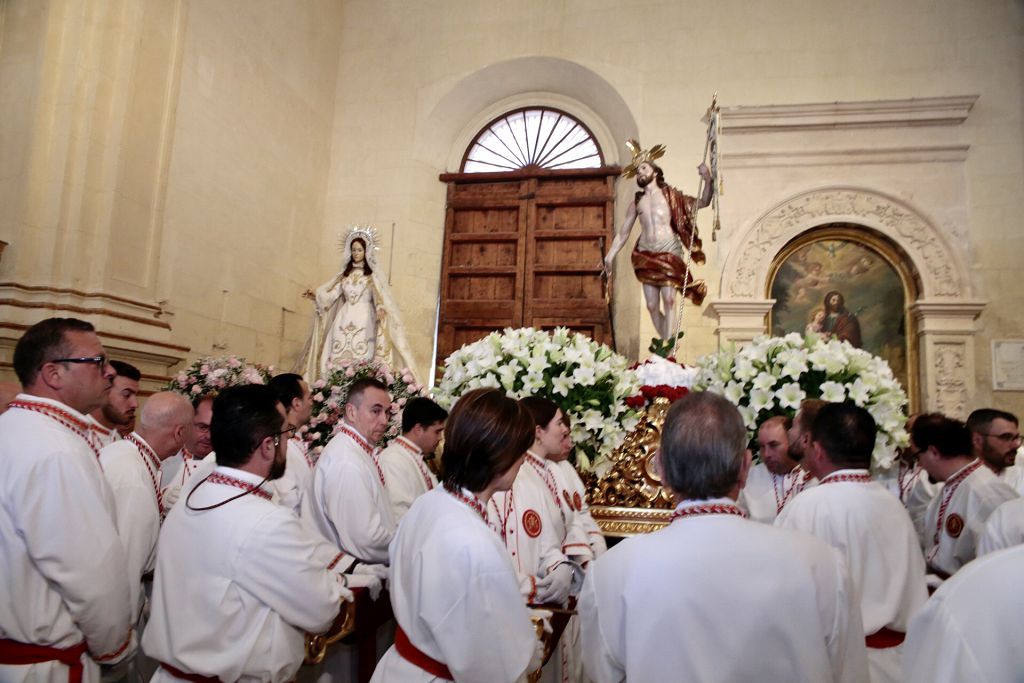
534, 563, 573, 605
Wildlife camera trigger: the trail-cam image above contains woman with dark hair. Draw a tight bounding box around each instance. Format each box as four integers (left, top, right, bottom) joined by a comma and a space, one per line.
371, 388, 542, 682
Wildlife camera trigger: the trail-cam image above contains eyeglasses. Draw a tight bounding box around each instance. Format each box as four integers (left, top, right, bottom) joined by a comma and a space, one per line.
270, 426, 297, 447
981, 432, 1022, 443
47, 355, 108, 367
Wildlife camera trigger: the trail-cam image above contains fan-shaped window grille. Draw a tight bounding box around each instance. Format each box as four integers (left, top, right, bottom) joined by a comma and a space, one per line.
462, 108, 603, 173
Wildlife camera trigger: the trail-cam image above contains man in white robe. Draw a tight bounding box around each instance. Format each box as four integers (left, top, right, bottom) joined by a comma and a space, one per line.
88, 360, 140, 448
776, 402, 927, 683
977, 495, 1024, 555
967, 408, 1024, 494
377, 397, 446, 522
580, 392, 868, 683
158, 395, 214, 515
903, 545, 1024, 682
913, 413, 1018, 579
142, 384, 358, 683
740, 414, 816, 523
0, 318, 134, 683
100, 393, 193, 623
304, 377, 395, 569
268, 373, 316, 516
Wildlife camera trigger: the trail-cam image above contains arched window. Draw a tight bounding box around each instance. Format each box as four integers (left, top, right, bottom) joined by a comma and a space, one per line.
461, 107, 603, 173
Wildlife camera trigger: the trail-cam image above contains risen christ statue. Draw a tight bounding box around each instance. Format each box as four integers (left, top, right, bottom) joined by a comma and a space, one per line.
603, 147, 712, 341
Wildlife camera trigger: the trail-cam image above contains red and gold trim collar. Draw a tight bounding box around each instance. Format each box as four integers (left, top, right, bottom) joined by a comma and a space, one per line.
444, 484, 487, 522
670, 501, 747, 523
207, 472, 272, 501
9, 398, 100, 462
819, 470, 872, 485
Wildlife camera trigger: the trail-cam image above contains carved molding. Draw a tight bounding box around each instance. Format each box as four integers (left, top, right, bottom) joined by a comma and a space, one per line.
723, 187, 968, 300
932, 343, 969, 418
719, 96, 978, 134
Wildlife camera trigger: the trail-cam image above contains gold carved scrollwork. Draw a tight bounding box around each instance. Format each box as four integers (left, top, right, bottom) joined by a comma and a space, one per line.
587, 398, 674, 536
304, 598, 357, 665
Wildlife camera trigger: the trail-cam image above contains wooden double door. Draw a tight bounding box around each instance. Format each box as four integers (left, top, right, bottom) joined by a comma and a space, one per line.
436, 167, 620, 369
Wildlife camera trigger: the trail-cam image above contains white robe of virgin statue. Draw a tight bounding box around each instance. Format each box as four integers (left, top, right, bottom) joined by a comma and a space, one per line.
377, 436, 437, 523
142, 466, 350, 683
922, 460, 1018, 577
317, 272, 378, 369
370, 487, 537, 683
270, 437, 315, 517
903, 545, 1024, 682
580, 498, 869, 683
0, 395, 134, 683
977, 495, 1024, 556
99, 434, 163, 623
775, 470, 928, 683
303, 424, 395, 567
738, 462, 816, 524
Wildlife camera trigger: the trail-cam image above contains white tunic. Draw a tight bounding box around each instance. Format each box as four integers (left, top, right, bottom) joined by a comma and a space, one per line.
158, 449, 203, 516
370, 487, 536, 683
903, 545, 1024, 683
270, 437, 315, 516
0, 395, 133, 683
304, 424, 395, 565
86, 415, 121, 450
99, 434, 163, 622
996, 463, 1024, 494
487, 453, 575, 602
738, 462, 815, 524
775, 470, 928, 683
977, 496, 1024, 556
546, 460, 599, 557
580, 498, 868, 683
142, 466, 349, 682
921, 460, 1018, 577
377, 436, 437, 522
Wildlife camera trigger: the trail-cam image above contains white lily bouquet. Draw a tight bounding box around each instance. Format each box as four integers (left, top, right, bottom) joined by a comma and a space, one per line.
436, 327, 641, 471
695, 333, 908, 469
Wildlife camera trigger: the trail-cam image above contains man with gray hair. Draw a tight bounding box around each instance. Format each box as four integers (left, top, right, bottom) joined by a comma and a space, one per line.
579, 391, 867, 683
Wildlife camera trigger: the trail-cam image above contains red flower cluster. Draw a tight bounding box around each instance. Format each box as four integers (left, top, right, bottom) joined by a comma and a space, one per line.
626, 384, 691, 408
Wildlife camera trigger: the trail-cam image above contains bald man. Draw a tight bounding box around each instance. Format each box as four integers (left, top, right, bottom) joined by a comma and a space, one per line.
100, 392, 194, 625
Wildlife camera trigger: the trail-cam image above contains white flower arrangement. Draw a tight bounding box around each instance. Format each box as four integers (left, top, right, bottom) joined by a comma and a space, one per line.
695, 333, 909, 469
435, 327, 641, 471
167, 355, 273, 397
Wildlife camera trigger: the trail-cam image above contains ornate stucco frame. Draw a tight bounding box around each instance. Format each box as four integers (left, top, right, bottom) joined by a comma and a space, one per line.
710, 186, 985, 417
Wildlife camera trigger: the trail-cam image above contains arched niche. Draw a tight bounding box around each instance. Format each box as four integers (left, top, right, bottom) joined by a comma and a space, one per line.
710, 187, 986, 415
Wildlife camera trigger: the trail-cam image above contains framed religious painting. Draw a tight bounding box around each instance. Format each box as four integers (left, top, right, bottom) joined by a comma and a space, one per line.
766, 224, 919, 408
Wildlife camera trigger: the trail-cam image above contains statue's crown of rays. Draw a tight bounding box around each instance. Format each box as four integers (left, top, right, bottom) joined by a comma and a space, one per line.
621, 139, 666, 178
338, 224, 379, 251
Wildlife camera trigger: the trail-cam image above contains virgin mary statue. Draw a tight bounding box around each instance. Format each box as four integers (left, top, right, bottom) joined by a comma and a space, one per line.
299, 226, 419, 382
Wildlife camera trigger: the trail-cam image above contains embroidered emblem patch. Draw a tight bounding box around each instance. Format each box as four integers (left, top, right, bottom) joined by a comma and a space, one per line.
563, 490, 573, 509
573, 492, 582, 511
523, 509, 542, 537
945, 513, 965, 539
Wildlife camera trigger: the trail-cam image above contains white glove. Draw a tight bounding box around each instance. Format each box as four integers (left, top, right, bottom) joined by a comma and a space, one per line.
353, 562, 389, 582
160, 484, 181, 515
534, 563, 572, 605
345, 574, 383, 601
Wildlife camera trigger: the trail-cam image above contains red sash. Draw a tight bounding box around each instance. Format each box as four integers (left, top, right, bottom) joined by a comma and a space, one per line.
394, 625, 453, 680
865, 627, 905, 649
158, 661, 220, 683
0, 638, 88, 683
